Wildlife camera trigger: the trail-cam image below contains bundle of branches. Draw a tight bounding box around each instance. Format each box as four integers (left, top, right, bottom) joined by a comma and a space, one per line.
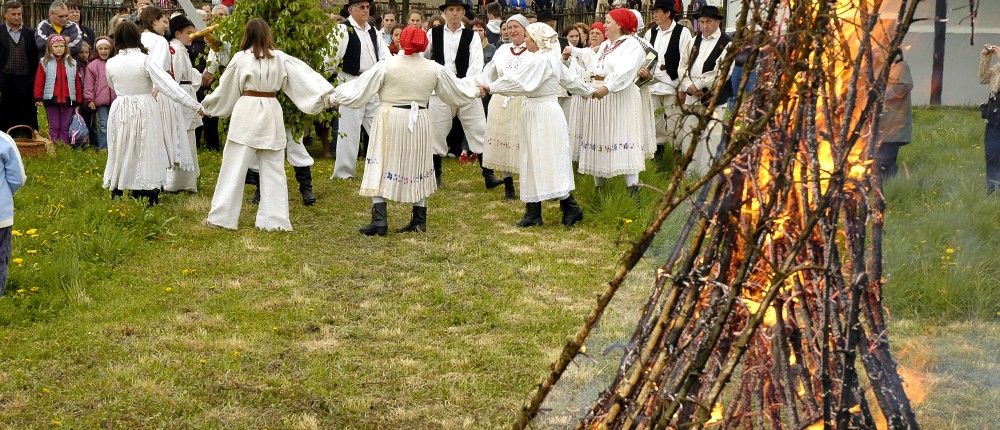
212, 0, 337, 139
513, 0, 921, 429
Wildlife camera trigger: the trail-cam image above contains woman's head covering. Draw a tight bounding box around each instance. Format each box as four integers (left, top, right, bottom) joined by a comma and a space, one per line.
525, 22, 559, 54
608, 8, 638, 34
630, 9, 644, 31
506, 14, 529, 32
590, 22, 606, 38
400, 25, 429, 55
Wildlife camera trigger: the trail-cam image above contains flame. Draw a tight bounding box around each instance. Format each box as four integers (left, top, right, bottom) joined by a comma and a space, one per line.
705, 403, 724, 426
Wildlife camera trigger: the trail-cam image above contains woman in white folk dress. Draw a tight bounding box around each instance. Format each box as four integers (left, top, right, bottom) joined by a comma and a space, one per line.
479, 23, 591, 228
138, 6, 196, 179
164, 15, 203, 193
103, 22, 202, 205
475, 14, 532, 201
575, 9, 649, 195
560, 29, 597, 161
200, 18, 335, 231
331, 26, 481, 236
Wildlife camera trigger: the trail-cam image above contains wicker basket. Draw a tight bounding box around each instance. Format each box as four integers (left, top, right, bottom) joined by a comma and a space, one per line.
7, 125, 54, 158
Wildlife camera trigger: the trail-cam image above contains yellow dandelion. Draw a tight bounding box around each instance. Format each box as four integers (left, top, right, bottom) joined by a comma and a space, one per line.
165, 287, 172, 293
11, 230, 21, 236
26, 250, 37, 255
12, 258, 23, 265
30, 287, 39, 292
107, 209, 113, 214
25, 228, 37, 235
233, 350, 240, 357
199, 359, 207, 364
51, 420, 61, 427
30, 234, 38, 238
945, 248, 955, 254
16, 288, 25, 294
42, 387, 50, 393
181, 269, 190, 275
624, 219, 634, 224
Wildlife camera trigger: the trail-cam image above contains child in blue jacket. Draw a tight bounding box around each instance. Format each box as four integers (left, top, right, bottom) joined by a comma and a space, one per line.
0, 131, 27, 297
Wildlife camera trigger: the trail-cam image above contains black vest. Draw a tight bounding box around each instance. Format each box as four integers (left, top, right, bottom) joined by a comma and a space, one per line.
689, 31, 733, 107
431, 26, 474, 78
649, 23, 684, 81
340, 21, 380, 76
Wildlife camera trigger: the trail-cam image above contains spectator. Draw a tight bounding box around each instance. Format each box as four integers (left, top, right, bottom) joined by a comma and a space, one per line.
406, 10, 423, 27
378, 10, 396, 45
108, 4, 130, 35
127, 0, 152, 23
484, 1, 502, 44
34, 1, 84, 58
388, 23, 404, 55
978, 43, 1000, 193
33, 35, 83, 145
84, 37, 115, 150
561, 25, 582, 48
0, 0, 40, 138
678, 6, 731, 175
874, 45, 912, 180
588, 21, 605, 49
0, 129, 27, 298
426, 14, 445, 29
66, 1, 94, 54
509, 0, 528, 13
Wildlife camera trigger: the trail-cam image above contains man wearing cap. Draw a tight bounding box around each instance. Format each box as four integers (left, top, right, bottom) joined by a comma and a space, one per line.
328, 0, 392, 179
425, 0, 497, 189
642, 0, 691, 153
678, 5, 731, 175
0, 0, 39, 138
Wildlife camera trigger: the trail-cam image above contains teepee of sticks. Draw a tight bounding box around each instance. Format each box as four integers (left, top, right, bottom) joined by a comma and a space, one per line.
513, 0, 922, 428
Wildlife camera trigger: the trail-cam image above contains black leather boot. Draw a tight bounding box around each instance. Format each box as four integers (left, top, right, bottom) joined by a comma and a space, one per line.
503, 176, 516, 200
559, 194, 584, 227
359, 202, 388, 236
293, 166, 316, 206
397, 206, 427, 233
433, 155, 444, 189
514, 202, 543, 227
245, 170, 260, 204
111, 189, 124, 199
479, 156, 503, 189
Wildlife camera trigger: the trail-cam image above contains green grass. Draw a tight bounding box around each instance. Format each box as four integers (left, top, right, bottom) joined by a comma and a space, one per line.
0, 108, 996, 428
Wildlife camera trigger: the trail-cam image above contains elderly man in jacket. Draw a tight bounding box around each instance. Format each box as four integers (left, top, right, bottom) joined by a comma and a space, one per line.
33, 1, 82, 57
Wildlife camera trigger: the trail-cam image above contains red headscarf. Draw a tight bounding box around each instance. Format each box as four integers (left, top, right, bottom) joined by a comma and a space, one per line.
590, 22, 606, 38
608, 8, 638, 34
400, 26, 429, 55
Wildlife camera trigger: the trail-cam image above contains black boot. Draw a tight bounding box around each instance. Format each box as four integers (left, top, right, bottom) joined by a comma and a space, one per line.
559, 194, 584, 227
433, 155, 444, 189
111, 189, 124, 199
147, 188, 160, 206
514, 202, 543, 227
245, 170, 260, 204
293, 166, 316, 206
479, 155, 503, 189
397, 206, 427, 233
359, 202, 388, 236
503, 176, 516, 200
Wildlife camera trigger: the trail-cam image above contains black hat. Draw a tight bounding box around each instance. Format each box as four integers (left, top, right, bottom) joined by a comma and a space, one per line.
651, 0, 678, 14
537, 9, 557, 23
438, 0, 471, 12
346, 0, 371, 5
693, 5, 725, 20
168, 15, 194, 39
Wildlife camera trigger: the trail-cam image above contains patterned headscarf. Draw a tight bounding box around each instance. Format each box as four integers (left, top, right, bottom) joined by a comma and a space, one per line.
608, 8, 638, 34
400, 25, 428, 55
591, 22, 606, 38
525, 22, 558, 55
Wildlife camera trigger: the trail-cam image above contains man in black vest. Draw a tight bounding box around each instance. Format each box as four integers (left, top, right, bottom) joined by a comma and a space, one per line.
0, 0, 38, 138
678, 5, 731, 175
425, 0, 498, 189
329, 0, 391, 179
641, 0, 691, 152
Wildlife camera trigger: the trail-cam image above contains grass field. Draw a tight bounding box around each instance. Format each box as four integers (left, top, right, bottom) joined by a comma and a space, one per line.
0, 107, 996, 428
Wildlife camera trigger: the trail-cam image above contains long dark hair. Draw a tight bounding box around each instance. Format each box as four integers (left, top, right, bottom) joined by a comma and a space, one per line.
240, 18, 277, 59
138, 5, 166, 33
113, 21, 148, 55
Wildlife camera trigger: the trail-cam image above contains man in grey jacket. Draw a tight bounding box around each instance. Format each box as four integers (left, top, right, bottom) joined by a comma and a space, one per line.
33, 1, 82, 57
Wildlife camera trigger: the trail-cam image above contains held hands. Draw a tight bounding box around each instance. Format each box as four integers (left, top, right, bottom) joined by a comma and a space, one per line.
685, 84, 703, 98
201, 71, 214, 87
325, 94, 340, 109
477, 84, 490, 98
151, 87, 160, 100
592, 86, 609, 100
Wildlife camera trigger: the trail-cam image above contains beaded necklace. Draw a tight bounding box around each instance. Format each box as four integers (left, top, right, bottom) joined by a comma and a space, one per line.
510, 45, 527, 56
598, 38, 626, 63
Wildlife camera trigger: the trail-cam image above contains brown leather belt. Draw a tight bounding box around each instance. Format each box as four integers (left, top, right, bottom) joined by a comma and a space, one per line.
242, 90, 277, 97
659, 64, 667, 71
593, 75, 605, 81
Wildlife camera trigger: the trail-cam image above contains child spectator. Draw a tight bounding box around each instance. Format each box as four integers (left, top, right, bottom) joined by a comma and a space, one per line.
84, 37, 116, 150
0, 131, 27, 298
34, 35, 83, 145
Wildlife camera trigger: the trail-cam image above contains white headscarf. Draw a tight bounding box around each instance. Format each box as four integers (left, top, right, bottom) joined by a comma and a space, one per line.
630, 9, 644, 32
526, 22, 559, 55
506, 14, 529, 34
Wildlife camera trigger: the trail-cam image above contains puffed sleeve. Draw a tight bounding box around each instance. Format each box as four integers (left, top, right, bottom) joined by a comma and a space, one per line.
332, 61, 386, 109
476, 59, 499, 85
201, 51, 246, 118
280, 53, 336, 115
488, 55, 549, 96
144, 35, 171, 71
602, 38, 645, 93
146, 56, 201, 112
434, 67, 479, 108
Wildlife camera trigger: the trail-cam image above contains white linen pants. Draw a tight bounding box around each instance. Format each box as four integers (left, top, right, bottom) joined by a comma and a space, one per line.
681, 104, 727, 175
249, 130, 314, 171
333, 76, 380, 179
208, 143, 291, 231
429, 95, 486, 156
650, 94, 683, 148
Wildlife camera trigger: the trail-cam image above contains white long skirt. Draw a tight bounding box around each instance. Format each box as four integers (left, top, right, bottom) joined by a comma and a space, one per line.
157, 95, 196, 171
103, 94, 171, 190
359, 104, 437, 203
576, 84, 647, 178
482, 95, 524, 173
520, 96, 574, 202
561, 93, 588, 161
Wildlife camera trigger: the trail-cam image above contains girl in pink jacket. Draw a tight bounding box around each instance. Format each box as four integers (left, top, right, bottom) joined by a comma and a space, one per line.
84, 37, 117, 150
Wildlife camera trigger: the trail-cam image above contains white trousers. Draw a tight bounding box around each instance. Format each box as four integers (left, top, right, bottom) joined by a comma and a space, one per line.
333, 77, 380, 179
249, 130, 314, 171
207, 143, 291, 231
681, 104, 727, 175
164, 129, 200, 192
429, 95, 486, 155
650, 94, 683, 148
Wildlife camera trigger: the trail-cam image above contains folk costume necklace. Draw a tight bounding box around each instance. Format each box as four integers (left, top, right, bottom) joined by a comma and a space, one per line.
510, 44, 528, 56
598, 38, 627, 63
